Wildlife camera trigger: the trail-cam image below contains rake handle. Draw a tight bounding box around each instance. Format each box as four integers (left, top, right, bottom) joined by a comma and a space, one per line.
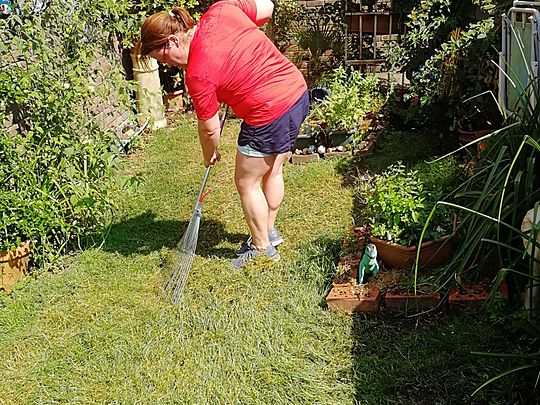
195, 105, 229, 204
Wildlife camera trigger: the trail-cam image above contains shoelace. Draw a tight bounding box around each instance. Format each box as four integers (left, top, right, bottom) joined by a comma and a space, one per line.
238, 247, 260, 264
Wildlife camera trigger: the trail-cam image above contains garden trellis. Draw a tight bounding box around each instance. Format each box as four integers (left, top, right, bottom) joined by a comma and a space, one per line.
344, 0, 408, 73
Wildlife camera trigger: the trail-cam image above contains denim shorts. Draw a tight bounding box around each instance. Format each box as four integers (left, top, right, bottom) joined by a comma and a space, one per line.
237, 143, 273, 157
237, 91, 309, 155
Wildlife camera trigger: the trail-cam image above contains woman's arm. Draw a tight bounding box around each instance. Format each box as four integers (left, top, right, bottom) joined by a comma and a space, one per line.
198, 112, 222, 167
253, 0, 274, 25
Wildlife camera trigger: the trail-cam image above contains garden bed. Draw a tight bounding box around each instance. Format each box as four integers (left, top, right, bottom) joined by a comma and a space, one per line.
290, 119, 385, 164
326, 227, 508, 315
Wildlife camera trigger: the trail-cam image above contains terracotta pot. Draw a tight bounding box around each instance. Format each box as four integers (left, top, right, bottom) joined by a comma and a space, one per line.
458, 128, 491, 151
1, 241, 30, 293
370, 234, 455, 270
162, 90, 184, 113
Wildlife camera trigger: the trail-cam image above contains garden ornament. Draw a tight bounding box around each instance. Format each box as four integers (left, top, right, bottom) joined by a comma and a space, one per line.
357, 243, 379, 285
0, 0, 12, 15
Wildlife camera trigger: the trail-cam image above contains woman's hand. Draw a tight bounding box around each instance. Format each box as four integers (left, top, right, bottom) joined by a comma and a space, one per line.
205, 150, 221, 167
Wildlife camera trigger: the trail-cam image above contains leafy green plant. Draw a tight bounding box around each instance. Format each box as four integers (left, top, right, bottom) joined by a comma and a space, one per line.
269, 0, 305, 53
0, 0, 140, 268
307, 66, 382, 142
366, 159, 461, 246
291, 2, 345, 84
386, 0, 503, 129
413, 23, 540, 394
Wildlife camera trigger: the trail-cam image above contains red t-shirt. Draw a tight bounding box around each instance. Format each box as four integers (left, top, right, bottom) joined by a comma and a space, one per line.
186, 0, 307, 126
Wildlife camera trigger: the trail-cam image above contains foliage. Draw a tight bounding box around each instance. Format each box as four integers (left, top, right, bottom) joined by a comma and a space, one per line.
289, 2, 345, 84
386, 0, 505, 127
307, 67, 382, 139
269, 0, 305, 53
367, 159, 461, 246
414, 25, 540, 394
0, 0, 141, 267
92, 0, 198, 47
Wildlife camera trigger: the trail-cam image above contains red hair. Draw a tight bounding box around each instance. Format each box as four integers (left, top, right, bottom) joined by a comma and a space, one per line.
138, 7, 195, 56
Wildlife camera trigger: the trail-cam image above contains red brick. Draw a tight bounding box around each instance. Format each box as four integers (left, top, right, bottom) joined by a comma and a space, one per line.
326, 284, 382, 314
384, 290, 441, 312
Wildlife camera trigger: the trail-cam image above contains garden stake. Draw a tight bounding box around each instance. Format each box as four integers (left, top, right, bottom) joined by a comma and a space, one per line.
163, 106, 228, 303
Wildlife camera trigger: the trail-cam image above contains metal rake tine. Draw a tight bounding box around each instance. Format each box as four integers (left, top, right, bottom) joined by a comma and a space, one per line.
163, 264, 180, 294
171, 258, 194, 303
162, 255, 186, 296
167, 106, 229, 303
176, 260, 193, 292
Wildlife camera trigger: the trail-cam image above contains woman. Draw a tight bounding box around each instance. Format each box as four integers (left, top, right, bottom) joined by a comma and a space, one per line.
138, 0, 308, 268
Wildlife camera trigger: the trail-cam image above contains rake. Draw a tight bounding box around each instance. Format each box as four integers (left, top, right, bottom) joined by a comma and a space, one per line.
163, 106, 228, 303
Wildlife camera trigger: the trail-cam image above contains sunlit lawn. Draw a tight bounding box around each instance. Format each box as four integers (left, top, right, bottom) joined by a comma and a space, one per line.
0, 117, 528, 404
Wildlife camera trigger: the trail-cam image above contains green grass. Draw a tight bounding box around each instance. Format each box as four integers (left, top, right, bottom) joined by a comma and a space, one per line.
0, 118, 533, 404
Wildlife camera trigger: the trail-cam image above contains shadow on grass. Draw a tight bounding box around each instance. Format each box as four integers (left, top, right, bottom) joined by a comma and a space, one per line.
350, 311, 536, 404
103, 211, 245, 258
335, 128, 460, 186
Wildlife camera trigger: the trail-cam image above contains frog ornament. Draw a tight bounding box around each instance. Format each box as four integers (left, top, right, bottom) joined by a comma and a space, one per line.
357, 243, 379, 285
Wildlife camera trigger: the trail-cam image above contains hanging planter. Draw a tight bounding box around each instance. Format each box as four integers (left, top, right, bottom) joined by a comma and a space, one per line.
1, 240, 31, 293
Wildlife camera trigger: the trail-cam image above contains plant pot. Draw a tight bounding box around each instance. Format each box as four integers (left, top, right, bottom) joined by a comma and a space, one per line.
130, 51, 167, 129
370, 234, 455, 270
162, 90, 184, 113
458, 128, 491, 151
293, 134, 316, 150
328, 129, 355, 148
1, 240, 30, 293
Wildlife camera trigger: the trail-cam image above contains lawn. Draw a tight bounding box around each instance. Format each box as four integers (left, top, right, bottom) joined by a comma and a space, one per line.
0, 117, 531, 404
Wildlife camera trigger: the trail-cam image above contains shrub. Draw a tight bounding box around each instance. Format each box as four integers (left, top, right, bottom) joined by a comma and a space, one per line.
307, 66, 383, 135
366, 159, 462, 246
0, 0, 151, 267
385, 0, 502, 130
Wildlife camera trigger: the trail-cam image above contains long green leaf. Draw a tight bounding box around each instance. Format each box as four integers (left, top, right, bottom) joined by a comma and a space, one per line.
471, 363, 538, 396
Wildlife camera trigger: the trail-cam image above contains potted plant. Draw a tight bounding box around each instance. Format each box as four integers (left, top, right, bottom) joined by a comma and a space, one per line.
366, 159, 462, 269
159, 64, 184, 113
306, 66, 383, 149
1, 241, 30, 293
0, 192, 34, 293
456, 94, 503, 152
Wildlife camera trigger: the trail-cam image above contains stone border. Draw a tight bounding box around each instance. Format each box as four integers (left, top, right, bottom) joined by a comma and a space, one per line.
290, 119, 386, 164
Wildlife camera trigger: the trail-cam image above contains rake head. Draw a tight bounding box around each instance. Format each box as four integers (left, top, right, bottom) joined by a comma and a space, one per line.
162, 203, 203, 303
